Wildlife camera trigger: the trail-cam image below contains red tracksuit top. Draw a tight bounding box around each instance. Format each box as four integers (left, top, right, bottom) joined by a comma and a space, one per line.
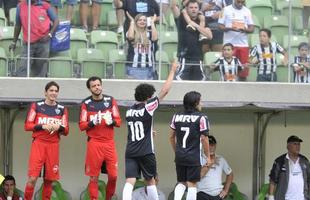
19, 1, 51, 43
79, 95, 121, 142
24, 100, 69, 143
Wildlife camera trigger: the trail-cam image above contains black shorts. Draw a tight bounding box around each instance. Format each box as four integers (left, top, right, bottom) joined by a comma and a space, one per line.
125, 153, 157, 180
176, 58, 205, 81
197, 192, 221, 200
176, 164, 201, 182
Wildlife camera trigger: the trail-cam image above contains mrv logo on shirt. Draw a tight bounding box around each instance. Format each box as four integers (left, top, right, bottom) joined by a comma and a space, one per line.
174, 115, 199, 122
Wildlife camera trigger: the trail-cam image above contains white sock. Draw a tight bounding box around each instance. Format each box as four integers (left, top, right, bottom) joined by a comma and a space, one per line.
174, 183, 186, 200
122, 182, 134, 200
186, 187, 197, 200
147, 185, 159, 200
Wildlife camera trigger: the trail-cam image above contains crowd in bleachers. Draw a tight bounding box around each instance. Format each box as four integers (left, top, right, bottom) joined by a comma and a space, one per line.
0, 0, 309, 82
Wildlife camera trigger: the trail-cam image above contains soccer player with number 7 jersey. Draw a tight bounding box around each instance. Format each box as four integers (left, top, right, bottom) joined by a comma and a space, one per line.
169, 91, 211, 200
122, 61, 179, 200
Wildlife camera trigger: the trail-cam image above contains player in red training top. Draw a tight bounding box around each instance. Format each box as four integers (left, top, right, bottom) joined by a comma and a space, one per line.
79, 76, 122, 200
23, 81, 69, 200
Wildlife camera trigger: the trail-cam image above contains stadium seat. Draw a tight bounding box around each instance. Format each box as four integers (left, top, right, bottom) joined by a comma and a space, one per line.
257, 184, 269, 200
70, 2, 82, 27
0, 26, 22, 57
226, 182, 245, 200
107, 10, 118, 30
133, 179, 146, 190
9, 8, 16, 26
248, 65, 258, 82
247, 0, 273, 26
90, 30, 118, 61
276, 53, 291, 82
77, 48, 106, 78
283, 35, 308, 56
108, 49, 126, 79
293, 16, 304, 34
155, 50, 170, 80
248, 33, 278, 48
70, 28, 88, 60
167, 13, 177, 31
99, 0, 113, 28
34, 181, 72, 200
159, 31, 178, 62
0, 8, 6, 26
0, 47, 7, 77
252, 15, 261, 34
263, 15, 289, 46
203, 51, 221, 81
49, 51, 73, 78
277, 0, 303, 22
80, 180, 106, 200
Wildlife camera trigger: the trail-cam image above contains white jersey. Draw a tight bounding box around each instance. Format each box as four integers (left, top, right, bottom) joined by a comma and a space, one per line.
218, 5, 253, 47
197, 154, 232, 196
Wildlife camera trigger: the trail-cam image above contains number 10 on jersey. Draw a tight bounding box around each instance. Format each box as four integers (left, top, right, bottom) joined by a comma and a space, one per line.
128, 121, 145, 142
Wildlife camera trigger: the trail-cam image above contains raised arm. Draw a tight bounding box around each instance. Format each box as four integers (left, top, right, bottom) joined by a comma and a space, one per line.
158, 61, 178, 101
126, 12, 135, 41
150, 14, 158, 41
170, 0, 180, 18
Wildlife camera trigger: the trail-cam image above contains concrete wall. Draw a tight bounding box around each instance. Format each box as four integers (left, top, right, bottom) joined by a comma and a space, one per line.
6, 107, 310, 200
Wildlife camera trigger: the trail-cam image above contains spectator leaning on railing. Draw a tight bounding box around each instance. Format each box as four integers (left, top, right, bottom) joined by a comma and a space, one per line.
218, 0, 254, 81
249, 28, 288, 82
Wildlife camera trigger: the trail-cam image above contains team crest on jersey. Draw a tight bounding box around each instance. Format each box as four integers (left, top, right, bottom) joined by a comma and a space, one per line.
55, 108, 61, 115
53, 165, 59, 173
104, 101, 110, 107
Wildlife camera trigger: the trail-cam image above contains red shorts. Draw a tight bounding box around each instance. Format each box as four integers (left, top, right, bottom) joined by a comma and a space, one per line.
233, 47, 249, 78
85, 140, 118, 177
28, 140, 60, 180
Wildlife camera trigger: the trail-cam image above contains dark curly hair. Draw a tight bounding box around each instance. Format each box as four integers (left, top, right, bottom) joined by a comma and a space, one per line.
134, 83, 156, 102
183, 91, 201, 112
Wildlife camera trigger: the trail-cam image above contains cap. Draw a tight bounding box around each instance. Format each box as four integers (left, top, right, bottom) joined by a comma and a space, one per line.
209, 135, 217, 144
287, 135, 303, 143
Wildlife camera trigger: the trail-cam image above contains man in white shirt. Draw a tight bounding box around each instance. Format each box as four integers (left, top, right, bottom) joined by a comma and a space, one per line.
218, 0, 254, 81
268, 135, 310, 200
197, 135, 233, 200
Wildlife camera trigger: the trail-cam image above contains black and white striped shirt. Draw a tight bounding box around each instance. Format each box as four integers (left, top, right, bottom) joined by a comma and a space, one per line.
293, 55, 310, 83
214, 56, 243, 81
250, 42, 285, 75
127, 31, 155, 68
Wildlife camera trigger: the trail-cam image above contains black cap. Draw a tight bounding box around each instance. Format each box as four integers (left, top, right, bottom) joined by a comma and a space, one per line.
287, 135, 303, 143
209, 135, 217, 144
